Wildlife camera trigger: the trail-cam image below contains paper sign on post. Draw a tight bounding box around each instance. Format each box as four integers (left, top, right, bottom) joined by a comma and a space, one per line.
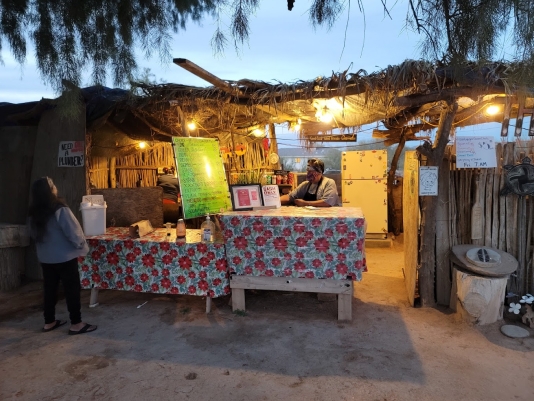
419, 166, 439, 196
261, 185, 281, 208
455, 136, 497, 168
58, 141, 84, 167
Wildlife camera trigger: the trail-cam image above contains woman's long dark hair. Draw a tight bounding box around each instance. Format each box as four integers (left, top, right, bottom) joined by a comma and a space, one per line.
28, 177, 67, 242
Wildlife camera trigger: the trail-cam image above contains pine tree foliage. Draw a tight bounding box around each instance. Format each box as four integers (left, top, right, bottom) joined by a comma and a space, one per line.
0, 0, 217, 91
2, 0, 534, 93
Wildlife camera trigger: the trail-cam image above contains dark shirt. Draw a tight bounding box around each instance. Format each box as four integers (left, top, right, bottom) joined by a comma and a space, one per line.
157, 174, 180, 202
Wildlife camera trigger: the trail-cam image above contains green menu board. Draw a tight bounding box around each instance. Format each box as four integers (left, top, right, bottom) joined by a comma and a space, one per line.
172, 137, 232, 219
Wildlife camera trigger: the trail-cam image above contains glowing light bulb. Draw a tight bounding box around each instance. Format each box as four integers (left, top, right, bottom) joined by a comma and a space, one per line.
139, 142, 146, 149
319, 112, 333, 123
252, 128, 265, 138
485, 105, 500, 116
187, 121, 196, 130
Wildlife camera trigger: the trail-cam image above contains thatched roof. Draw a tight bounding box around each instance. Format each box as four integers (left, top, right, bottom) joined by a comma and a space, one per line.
2, 59, 533, 155
121, 59, 534, 146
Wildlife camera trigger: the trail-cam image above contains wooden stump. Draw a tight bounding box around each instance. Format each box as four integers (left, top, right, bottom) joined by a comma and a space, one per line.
450, 267, 508, 325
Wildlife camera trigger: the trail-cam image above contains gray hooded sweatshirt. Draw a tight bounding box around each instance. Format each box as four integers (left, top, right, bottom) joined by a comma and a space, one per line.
32, 206, 89, 264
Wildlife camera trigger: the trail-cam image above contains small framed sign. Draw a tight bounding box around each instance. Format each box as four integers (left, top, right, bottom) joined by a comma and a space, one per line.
229, 184, 263, 210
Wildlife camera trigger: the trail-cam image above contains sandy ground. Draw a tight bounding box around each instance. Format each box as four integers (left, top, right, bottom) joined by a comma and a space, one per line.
1, 236, 533, 401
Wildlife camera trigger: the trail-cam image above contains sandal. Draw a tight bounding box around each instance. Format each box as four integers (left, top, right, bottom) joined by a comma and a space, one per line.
42, 320, 67, 332
68, 323, 97, 335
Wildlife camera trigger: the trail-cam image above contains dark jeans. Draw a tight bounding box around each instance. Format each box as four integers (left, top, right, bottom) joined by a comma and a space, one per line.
41, 258, 82, 325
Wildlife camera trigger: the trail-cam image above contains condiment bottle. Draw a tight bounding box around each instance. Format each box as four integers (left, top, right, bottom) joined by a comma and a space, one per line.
200, 214, 215, 243
176, 219, 186, 242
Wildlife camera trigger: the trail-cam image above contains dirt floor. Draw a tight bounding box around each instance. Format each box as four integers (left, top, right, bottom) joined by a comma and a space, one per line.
1, 236, 533, 401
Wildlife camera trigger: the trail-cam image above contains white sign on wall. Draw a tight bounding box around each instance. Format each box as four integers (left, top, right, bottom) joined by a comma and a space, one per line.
455, 136, 497, 168
419, 166, 439, 196
58, 141, 85, 167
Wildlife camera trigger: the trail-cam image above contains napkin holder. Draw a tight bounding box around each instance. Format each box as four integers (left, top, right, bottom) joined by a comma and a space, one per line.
129, 220, 154, 238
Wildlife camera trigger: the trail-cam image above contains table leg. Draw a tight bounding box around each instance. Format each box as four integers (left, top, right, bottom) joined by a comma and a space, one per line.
89, 287, 99, 308
231, 288, 246, 312
338, 293, 352, 321
206, 297, 212, 313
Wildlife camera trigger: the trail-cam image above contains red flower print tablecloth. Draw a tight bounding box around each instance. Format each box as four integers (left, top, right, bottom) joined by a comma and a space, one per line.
219, 207, 366, 281
78, 228, 230, 298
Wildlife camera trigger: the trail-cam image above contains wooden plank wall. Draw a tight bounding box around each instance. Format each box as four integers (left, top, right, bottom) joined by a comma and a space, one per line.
92, 187, 164, 228
0, 126, 38, 224
443, 141, 534, 303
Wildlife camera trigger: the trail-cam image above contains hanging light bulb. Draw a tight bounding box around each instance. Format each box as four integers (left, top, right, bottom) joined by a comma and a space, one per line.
485, 105, 500, 116
319, 107, 333, 123
252, 128, 265, 138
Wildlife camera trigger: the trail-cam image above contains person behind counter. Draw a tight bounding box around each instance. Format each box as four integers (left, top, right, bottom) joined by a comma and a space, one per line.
280, 158, 341, 207
157, 166, 180, 204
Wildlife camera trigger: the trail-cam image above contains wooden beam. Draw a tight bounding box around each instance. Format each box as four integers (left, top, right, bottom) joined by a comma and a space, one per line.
173, 58, 235, 95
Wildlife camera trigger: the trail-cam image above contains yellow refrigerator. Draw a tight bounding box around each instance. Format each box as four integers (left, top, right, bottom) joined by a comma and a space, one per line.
341, 150, 388, 239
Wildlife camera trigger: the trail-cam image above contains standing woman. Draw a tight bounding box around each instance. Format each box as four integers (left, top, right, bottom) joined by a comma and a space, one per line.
29, 177, 97, 335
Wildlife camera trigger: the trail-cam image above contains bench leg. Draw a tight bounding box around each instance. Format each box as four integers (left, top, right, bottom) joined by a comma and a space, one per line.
338, 293, 352, 321
89, 287, 99, 308
232, 288, 246, 312
206, 297, 212, 313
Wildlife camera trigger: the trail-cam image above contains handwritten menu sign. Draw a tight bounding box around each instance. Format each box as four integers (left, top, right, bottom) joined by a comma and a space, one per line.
455, 136, 497, 168
58, 141, 84, 167
173, 137, 232, 219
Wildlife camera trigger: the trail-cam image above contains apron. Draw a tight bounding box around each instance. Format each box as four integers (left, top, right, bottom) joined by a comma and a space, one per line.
303, 177, 323, 201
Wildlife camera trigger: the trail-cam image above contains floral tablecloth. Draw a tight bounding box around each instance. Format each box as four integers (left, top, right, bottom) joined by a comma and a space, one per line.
219, 206, 366, 281
78, 228, 230, 298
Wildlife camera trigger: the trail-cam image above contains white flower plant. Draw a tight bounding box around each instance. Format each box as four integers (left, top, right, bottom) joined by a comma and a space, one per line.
507, 293, 534, 315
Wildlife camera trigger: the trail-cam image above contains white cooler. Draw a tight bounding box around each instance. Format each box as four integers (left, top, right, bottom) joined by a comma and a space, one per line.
80, 195, 107, 236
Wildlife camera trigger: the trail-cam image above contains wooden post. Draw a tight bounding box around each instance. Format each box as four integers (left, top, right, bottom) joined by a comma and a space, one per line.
109, 157, 117, 188
89, 288, 99, 307
417, 101, 458, 307
338, 293, 352, 321
230, 130, 238, 173
388, 131, 407, 236
268, 123, 280, 170
403, 151, 419, 307
436, 153, 451, 305
231, 288, 246, 311
206, 297, 212, 313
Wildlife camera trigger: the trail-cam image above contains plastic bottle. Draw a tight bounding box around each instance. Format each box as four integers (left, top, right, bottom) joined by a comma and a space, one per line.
200, 214, 215, 243
176, 219, 186, 242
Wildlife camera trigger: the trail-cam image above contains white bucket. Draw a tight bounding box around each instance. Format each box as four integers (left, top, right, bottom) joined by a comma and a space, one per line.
80, 202, 107, 236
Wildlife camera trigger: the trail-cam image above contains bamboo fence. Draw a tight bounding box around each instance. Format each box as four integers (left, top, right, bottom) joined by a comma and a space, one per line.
89, 140, 270, 189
